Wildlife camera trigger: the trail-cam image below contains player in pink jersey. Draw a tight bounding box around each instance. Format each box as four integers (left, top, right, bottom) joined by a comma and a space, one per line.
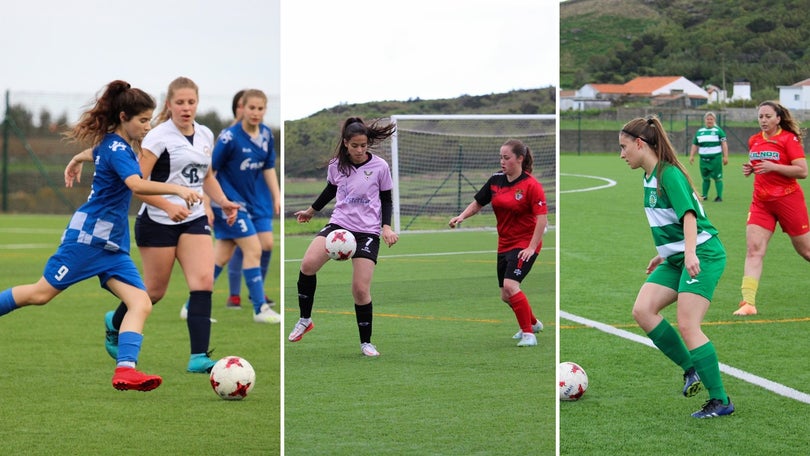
735, 101, 810, 316
449, 139, 547, 347
289, 117, 399, 357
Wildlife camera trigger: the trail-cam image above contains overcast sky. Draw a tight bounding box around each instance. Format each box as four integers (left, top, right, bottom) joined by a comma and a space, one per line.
1, 0, 558, 126
0, 0, 280, 125
282, 0, 559, 120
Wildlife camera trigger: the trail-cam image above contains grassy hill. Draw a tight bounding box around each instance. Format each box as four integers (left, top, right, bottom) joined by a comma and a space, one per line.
283, 87, 555, 178
561, 0, 810, 100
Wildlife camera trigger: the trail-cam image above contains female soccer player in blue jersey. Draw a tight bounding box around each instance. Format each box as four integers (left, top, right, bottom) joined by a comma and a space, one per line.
221, 90, 275, 311
619, 116, 733, 418
449, 139, 547, 348
0, 80, 201, 391
102, 77, 240, 374
289, 117, 399, 357
210, 89, 281, 324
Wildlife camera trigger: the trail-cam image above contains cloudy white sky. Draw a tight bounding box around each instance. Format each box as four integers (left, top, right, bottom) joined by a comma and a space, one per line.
0, 0, 280, 125
282, 0, 559, 120
1, 0, 558, 126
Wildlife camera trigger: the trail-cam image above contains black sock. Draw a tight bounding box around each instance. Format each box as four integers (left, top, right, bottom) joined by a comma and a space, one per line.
355, 302, 373, 344
297, 271, 316, 319
112, 301, 127, 330
187, 290, 212, 354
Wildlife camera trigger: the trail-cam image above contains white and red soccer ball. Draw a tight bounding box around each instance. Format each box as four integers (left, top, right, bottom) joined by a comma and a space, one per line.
210, 356, 256, 400
558, 361, 588, 401
324, 229, 356, 261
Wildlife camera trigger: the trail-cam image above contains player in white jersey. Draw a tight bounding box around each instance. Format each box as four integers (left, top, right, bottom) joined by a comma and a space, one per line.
289, 117, 399, 357
102, 77, 240, 374
0, 80, 202, 391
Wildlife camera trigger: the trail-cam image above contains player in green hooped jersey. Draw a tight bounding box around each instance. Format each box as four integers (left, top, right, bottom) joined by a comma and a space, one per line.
619, 116, 734, 419
688, 112, 729, 202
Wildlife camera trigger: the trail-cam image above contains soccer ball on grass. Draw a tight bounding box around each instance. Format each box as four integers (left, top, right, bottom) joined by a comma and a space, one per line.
210, 356, 255, 400
324, 229, 356, 261
558, 361, 588, 401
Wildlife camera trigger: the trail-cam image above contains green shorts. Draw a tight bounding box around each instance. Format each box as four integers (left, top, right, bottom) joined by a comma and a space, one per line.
646, 236, 726, 301
699, 153, 724, 180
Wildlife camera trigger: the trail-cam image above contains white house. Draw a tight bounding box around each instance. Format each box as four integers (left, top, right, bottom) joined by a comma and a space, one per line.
778, 78, 810, 110
731, 81, 752, 102
572, 76, 709, 109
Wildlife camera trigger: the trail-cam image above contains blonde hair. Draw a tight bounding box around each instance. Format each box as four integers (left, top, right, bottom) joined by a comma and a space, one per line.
155, 77, 199, 124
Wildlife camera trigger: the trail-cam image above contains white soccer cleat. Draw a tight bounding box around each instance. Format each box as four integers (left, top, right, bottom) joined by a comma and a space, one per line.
360, 342, 380, 357
253, 306, 281, 324
513, 320, 544, 339
288, 318, 314, 342
517, 332, 538, 347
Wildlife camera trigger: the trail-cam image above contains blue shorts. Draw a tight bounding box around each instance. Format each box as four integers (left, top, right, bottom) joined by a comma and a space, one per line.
42, 243, 146, 292
252, 216, 273, 234
212, 208, 257, 240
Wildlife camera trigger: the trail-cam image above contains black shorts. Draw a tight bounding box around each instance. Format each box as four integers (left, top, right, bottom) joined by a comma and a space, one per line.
317, 223, 380, 264
497, 248, 538, 287
134, 211, 211, 248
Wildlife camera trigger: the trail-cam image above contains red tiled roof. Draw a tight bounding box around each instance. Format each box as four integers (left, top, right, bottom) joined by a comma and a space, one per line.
791, 78, 810, 87
589, 83, 626, 94
621, 76, 681, 95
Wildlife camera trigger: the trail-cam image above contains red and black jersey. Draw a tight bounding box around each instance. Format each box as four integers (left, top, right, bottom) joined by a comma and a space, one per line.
474, 171, 547, 253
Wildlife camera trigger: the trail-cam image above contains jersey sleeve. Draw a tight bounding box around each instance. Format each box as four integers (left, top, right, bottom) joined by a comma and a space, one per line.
108, 147, 142, 182
264, 127, 276, 170
784, 133, 805, 162
141, 129, 165, 159
211, 130, 233, 171
530, 179, 548, 216
473, 176, 494, 206
661, 166, 698, 221
378, 159, 393, 192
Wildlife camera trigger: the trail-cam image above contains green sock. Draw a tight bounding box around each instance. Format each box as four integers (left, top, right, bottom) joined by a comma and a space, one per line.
647, 319, 693, 371
716, 179, 723, 199
702, 179, 710, 199
690, 341, 729, 404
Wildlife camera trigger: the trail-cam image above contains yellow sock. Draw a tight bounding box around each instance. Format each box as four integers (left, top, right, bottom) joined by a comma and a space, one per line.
741, 276, 759, 306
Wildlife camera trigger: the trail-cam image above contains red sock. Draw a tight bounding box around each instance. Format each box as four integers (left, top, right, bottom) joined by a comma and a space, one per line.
509, 291, 533, 333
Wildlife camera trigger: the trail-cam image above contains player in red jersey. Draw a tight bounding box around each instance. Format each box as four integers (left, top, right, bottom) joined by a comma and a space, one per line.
735, 101, 810, 316
449, 139, 547, 347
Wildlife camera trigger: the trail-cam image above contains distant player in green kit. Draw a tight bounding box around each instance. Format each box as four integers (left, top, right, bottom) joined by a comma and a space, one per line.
620, 116, 734, 418
688, 112, 729, 202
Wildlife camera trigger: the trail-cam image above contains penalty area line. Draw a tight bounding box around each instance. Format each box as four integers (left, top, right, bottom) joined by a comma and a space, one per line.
560, 310, 810, 404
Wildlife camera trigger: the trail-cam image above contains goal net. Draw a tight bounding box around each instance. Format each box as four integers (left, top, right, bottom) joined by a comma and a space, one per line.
387, 114, 556, 232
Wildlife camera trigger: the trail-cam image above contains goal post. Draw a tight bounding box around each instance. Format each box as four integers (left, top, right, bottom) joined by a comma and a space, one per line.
388, 114, 556, 232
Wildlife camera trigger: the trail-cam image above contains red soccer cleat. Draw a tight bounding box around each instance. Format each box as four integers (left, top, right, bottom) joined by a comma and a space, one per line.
112, 367, 163, 392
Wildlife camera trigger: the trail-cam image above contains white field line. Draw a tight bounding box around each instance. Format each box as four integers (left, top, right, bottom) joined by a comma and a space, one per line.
0, 243, 52, 250
285, 247, 556, 263
560, 173, 617, 193
560, 310, 810, 404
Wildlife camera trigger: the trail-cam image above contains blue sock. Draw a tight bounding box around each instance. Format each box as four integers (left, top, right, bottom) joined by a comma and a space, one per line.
213, 264, 224, 282
228, 248, 243, 297
243, 267, 264, 313
0, 289, 19, 316
260, 250, 271, 282
248, 250, 272, 302
117, 331, 143, 365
